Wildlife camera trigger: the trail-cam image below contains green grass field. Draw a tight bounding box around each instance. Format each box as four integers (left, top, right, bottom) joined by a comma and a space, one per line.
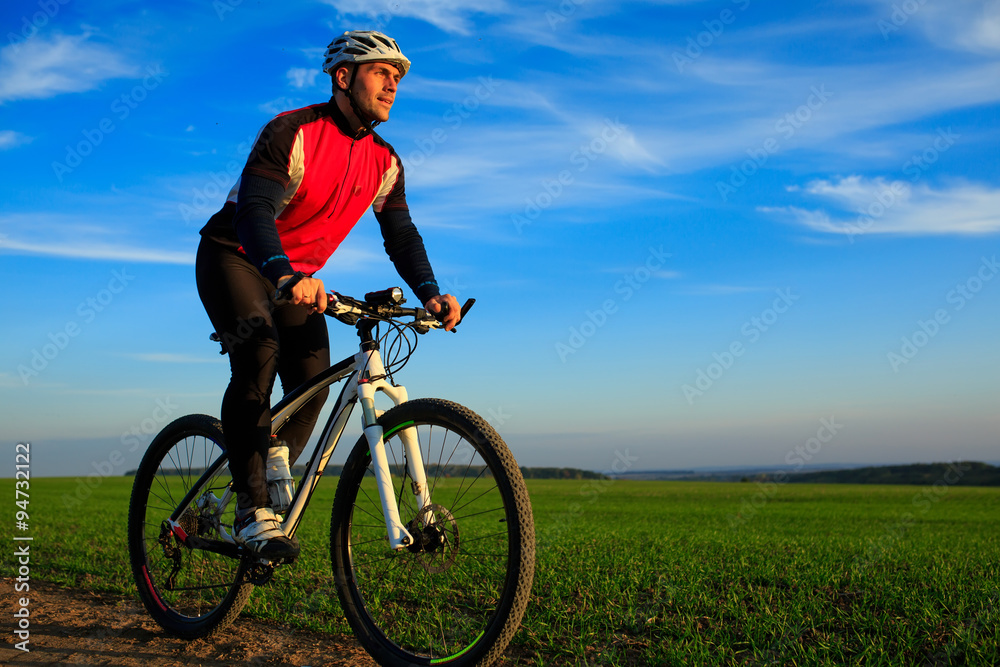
21, 475, 1000, 666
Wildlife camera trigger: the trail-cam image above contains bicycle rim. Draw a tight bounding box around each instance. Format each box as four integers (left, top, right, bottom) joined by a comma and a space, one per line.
332, 399, 534, 666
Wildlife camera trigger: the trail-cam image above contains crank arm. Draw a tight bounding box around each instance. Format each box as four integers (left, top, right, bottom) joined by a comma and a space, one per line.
166, 518, 242, 559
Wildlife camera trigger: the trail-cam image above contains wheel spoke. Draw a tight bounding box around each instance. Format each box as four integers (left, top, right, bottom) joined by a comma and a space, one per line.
128, 416, 250, 637
332, 401, 534, 664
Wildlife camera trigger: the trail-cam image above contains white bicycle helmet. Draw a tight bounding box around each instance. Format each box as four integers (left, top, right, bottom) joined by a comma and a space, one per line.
322, 30, 410, 78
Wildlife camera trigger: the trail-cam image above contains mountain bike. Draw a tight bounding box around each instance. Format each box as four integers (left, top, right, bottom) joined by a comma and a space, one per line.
126, 286, 535, 667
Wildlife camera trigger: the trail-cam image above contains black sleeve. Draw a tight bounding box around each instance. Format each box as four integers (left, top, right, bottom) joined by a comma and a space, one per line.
374, 207, 441, 304
232, 172, 295, 285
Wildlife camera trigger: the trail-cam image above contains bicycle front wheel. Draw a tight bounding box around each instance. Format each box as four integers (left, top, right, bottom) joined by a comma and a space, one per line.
127, 414, 252, 639
330, 398, 535, 667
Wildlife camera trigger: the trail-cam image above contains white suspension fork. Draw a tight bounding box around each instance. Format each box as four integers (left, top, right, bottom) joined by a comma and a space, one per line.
356, 349, 433, 550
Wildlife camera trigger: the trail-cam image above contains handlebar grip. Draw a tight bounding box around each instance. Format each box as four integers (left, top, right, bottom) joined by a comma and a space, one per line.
434, 298, 475, 332
273, 271, 305, 303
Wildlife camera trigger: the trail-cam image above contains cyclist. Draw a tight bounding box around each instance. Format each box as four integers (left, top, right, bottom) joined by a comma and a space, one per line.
196, 30, 460, 560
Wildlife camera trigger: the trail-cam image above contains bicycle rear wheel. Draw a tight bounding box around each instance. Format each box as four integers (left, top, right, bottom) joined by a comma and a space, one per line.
127, 414, 253, 638
330, 398, 535, 667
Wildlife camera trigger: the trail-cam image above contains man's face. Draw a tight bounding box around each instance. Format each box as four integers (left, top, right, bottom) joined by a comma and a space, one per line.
346, 61, 402, 123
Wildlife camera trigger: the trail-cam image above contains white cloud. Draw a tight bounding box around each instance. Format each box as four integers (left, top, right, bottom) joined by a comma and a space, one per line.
287, 67, 320, 89
0, 236, 195, 263
259, 96, 303, 116
0, 213, 195, 264
0, 33, 137, 103
319, 0, 508, 35
907, 0, 1000, 54
761, 176, 1000, 237
625, 56, 1000, 172
967, 2, 1000, 51
0, 130, 31, 149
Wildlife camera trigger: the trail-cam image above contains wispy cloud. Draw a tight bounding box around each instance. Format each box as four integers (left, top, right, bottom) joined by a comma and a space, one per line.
0, 33, 137, 103
761, 176, 1000, 237
620, 57, 1000, 171
321, 0, 509, 34
259, 95, 305, 116
0, 211, 194, 263
904, 0, 1000, 54
287, 67, 320, 89
0, 237, 195, 263
484, 8, 1000, 173
0, 130, 31, 149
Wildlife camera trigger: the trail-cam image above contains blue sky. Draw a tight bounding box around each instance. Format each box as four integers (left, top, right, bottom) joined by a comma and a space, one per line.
2, 0, 999, 478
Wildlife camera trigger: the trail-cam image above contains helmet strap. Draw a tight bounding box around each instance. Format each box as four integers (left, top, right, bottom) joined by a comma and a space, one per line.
343, 65, 380, 132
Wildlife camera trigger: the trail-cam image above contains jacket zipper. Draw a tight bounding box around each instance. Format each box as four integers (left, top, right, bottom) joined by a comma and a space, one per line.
327, 132, 362, 218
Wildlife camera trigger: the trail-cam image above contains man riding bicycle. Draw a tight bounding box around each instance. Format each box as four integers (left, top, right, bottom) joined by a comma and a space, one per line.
196, 30, 459, 560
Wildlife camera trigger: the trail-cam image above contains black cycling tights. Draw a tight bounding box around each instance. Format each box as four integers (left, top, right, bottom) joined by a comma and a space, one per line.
196, 238, 330, 510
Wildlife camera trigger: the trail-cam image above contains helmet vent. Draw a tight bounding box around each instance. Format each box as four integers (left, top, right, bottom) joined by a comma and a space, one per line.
322, 30, 411, 77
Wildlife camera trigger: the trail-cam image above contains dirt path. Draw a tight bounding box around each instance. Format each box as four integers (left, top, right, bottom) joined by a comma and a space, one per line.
2, 578, 377, 666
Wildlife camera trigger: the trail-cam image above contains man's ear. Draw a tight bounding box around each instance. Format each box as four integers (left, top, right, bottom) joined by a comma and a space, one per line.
333, 64, 354, 91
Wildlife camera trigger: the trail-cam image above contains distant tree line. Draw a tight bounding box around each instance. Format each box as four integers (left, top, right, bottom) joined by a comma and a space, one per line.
518, 467, 609, 480
126, 465, 609, 480
746, 461, 998, 487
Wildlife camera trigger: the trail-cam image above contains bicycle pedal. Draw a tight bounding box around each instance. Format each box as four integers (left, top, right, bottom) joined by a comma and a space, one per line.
245, 561, 276, 585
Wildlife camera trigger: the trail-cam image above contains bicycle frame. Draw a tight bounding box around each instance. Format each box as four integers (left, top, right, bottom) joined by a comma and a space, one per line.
185, 320, 429, 553
276, 339, 430, 550
164, 293, 470, 561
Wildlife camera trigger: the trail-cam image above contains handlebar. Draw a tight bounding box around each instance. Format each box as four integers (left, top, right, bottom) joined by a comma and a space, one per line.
273, 273, 474, 333
326, 292, 475, 333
